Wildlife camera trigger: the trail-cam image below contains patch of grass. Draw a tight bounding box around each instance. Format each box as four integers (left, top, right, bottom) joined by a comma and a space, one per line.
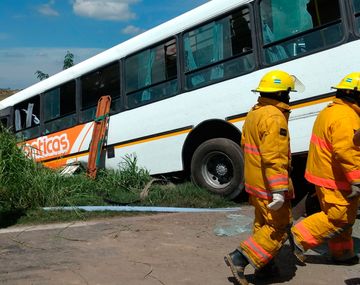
15, 209, 147, 225
0, 128, 240, 227
143, 182, 238, 208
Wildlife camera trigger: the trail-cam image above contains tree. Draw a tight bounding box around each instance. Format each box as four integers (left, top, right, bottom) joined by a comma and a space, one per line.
34, 70, 49, 81
63, 51, 74, 70
35, 51, 74, 81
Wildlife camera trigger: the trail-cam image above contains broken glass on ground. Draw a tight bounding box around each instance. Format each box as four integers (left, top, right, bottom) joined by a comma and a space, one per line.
213, 213, 252, 236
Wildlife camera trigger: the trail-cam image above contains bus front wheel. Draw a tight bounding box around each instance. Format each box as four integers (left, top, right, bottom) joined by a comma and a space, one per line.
190, 138, 244, 199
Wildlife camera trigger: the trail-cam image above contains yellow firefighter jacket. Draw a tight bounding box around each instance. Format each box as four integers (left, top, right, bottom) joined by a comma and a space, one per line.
305, 98, 360, 191
241, 97, 292, 200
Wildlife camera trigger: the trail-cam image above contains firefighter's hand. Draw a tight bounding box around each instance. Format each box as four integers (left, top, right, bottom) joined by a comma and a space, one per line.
347, 184, 360, 199
267, 192, 285, 210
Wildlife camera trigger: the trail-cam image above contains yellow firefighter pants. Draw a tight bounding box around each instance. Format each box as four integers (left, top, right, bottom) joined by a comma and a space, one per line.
291, 186, 359, 260
239, 195, 292, 269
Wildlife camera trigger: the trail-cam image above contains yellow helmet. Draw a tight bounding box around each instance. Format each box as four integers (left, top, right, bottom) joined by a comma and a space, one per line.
332, 72, 360, 91
253, 70, 296, 93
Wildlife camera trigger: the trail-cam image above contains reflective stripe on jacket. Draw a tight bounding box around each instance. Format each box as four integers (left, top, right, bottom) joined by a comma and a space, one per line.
241, 97, 292, 200
305, 98, 360, 191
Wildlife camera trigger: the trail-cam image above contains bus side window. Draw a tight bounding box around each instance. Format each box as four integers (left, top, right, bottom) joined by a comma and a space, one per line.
14, 95, 40, 140
183, 6, 254, 90
0, 118, 8, 130
80, 61, 120, 123
353, 0, 360, 34
15, 102, 40, 130
43, 80, 77, 134
260, 0, 343, 64
125, 38, 178, 109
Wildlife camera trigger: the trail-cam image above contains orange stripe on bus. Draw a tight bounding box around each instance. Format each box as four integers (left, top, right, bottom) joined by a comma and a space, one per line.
43, 128, 191, 166
228, 117, 246, 124
78, 122, 94, 153
114, 129, 191, 149
228, 96, 334, 124
290, 96, 335, 110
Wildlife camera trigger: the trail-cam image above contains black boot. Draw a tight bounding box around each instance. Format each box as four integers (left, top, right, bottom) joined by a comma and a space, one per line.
293, 244, 306, 264
254, 259, 279, 279
288, 229, 306, 264
224, 249, 249, 285
331, 255, 359, 265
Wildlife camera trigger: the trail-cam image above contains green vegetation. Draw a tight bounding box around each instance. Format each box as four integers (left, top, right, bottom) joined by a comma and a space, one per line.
0, 128, 238, 227
34, 70, 49, 81
63, 51, 74, 70
35, 51, 74, 81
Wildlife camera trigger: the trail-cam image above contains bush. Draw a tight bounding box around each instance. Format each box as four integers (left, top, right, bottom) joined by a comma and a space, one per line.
0, 128, 237, 223
0, 129, 151, 211
0, 127, 44, 209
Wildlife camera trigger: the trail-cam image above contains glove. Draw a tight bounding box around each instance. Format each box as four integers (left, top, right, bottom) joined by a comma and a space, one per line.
267, 192, 285, 210
347, 184, 360, 199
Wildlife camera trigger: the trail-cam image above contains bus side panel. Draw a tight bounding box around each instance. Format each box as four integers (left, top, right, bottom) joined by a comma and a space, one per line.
289, 101, 331, 154
23, 122, 94, 168
105, 133, 190, 174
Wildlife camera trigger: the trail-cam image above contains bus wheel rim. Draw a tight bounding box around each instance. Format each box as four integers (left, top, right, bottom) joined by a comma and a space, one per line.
201, 151, 233, 189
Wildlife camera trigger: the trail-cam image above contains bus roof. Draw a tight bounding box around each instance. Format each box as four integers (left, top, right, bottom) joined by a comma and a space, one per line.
0, 0, 252, 109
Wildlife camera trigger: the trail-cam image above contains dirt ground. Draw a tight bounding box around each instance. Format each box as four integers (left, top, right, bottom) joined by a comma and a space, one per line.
0, 205, 359, 285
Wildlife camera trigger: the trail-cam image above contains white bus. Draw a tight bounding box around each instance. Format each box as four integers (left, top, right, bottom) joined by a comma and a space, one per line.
0, 0, 359, 199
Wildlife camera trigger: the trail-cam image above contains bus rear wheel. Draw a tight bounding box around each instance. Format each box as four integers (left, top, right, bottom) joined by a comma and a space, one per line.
190, 138, 244, 199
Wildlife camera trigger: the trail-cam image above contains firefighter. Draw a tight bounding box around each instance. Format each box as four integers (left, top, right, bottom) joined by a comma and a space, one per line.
291, 72, 360, 265
224, 70, 297, 285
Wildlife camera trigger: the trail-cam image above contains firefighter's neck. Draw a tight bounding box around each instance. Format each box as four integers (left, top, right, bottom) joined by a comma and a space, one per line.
335, 97, 360, 116
258, 96, 290, 113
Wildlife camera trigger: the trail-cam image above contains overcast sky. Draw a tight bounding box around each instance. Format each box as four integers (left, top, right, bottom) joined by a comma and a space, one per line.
0, 0, 208, 89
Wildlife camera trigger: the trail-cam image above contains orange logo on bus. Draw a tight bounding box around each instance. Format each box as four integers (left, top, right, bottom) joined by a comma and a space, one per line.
22, 123, 93, 162
23, 134, 70, 159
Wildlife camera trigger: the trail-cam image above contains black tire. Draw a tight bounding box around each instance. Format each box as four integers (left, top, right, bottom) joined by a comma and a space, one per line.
191, 138, 244, 198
